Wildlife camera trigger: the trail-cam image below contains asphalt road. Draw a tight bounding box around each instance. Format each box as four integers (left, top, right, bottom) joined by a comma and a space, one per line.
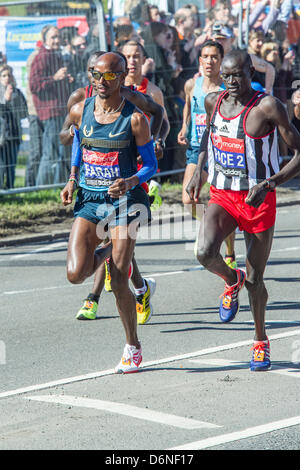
0, 204, 300, 452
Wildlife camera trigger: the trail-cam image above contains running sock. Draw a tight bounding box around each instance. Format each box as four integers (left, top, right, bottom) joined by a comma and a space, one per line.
87, 293, 100, 303
225, 252, 236, 260
134, 279, 147, 296
253, 338, 269, 345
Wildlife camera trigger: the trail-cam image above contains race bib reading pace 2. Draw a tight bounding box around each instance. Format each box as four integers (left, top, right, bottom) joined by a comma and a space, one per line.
82, 149, 120, 187
211, 133, 247, 177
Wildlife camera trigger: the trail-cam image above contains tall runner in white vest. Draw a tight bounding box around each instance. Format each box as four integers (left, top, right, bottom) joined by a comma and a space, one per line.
187, 49, 300, 371
178, 40, 237, 268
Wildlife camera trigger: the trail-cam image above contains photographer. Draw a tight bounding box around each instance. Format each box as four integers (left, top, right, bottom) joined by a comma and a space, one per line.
69, 34, 88, 90
29, 25, 73, 185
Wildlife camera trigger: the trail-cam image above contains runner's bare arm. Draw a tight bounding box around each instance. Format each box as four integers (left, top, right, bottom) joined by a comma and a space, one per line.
60, 113, 76, 146
246, 96, 300, 207
178, 78, 194, 145
121, 86, 164, 139
250, 54, 275, 94
148, 84, 170, 141
146, 83, 170, 159
60, 101, 85, 206
59, 88, 85, 146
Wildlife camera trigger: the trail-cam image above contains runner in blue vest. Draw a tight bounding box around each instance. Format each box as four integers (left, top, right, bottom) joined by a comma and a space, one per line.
60, 50, 166, 324
61, 52, 157, 373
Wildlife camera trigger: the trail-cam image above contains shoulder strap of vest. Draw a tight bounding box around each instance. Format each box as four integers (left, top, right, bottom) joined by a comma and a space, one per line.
85, 85, 93, 98
137, 77, 149, 94
243, 92, 275, 137
210, 90, 227, 124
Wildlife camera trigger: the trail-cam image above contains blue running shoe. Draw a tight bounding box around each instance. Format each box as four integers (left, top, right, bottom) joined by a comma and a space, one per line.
250, 338, 271, 371
219, 269, 246, 322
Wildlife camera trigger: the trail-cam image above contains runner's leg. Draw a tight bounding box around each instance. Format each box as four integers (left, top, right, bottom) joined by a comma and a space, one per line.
67, 217, 111, 284
110, 224, 139, 348
130, 255, 144, 289
224, 231, 238, 269
197, 203, 238, 285
225, 231, 236, 257
244, 226, 274, 341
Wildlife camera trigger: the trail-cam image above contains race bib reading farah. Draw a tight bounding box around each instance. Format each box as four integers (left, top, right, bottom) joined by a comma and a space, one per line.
210, 133, 247, 178
82, 149, 120, 187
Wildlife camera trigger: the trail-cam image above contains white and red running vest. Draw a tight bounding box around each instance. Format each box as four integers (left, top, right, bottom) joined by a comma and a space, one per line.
207, 90, 279, 191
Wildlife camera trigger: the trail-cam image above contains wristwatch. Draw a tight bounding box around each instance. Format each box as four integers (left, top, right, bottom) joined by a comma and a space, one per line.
264, 178, 276, 191
155, 138, 166, 149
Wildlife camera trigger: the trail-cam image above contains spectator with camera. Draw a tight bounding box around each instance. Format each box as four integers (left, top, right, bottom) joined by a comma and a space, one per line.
69, 34, 88, 90
143, 21, 185, 177
29, 25, 73, 185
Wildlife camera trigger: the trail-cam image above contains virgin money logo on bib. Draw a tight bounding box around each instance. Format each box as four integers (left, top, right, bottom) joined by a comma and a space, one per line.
83, 150, 119, 166
211, 133, 244, 153
195, 114, 206, 126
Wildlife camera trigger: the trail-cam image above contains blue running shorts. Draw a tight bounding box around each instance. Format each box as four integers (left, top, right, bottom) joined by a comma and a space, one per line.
74, 186, 151, 228
186, 146, 208, 171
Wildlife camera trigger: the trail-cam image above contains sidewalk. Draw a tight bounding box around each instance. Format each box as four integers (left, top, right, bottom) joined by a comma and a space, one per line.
1, 178, 300, 247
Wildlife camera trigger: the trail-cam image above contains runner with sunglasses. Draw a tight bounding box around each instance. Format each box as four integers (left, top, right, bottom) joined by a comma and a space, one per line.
60, 50, 167, 324
75, 44, 170, 325
60, 51, 164, 147
61, 52, 158, 373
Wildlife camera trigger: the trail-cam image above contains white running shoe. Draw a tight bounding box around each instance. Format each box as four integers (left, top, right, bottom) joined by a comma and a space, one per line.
115, 344, 142, 374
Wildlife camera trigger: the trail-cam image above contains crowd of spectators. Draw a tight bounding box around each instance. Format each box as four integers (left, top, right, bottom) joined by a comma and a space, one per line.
0, 0, 300, 189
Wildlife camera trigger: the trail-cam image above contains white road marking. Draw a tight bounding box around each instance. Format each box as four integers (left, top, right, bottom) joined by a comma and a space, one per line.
1, 239, 300, 296
189, 359, 300, 379
189, 358, 248, 368
0, 266, 204, 295
2, 283, 87, 295
245, 320, 300, 324
25, 394, 220, 430
8, 241, 67, 260
0, 329, 299, 400
167, 415, 300, 450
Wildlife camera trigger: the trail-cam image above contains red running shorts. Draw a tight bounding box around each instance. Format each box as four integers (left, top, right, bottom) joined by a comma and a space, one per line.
208, 185, 276, 233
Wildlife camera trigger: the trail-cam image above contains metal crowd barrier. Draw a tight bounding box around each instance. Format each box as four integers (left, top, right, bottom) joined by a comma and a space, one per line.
0, 168, 186, 196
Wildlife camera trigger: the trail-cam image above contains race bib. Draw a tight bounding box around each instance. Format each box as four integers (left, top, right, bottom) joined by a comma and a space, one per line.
82, 149, 120, 187
195, 113, 206, 144
211, 133, 247, 178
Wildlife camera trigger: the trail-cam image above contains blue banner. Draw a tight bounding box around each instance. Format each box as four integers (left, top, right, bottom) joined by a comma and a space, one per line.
5, 17, 58, 62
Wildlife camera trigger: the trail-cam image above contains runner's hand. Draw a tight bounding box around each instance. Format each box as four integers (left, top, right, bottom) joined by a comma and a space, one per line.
154, 142, 164, 160
53, 67, 68, 81
186, 166, 202, 202
245, 182, 268, 208
60, 181, 75, 206
292, 89, 300, 106
108, 178, 131, 198
178, 128, 189, 146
